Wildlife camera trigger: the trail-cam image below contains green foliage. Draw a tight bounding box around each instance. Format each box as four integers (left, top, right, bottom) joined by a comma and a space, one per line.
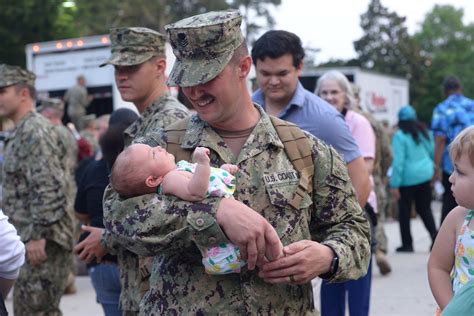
228, 0, 282, 44
73, 0, 232, 35
414, 5, 474, 122
0, 0, 70, 66
353, 0, 429, 122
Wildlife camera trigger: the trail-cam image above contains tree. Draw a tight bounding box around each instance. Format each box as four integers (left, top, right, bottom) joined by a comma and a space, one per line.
73, 0, 233, 35
353, 0, 428, 121
414, 5, 474, 122
0, 0, 72, 66
228, 0, 281, 44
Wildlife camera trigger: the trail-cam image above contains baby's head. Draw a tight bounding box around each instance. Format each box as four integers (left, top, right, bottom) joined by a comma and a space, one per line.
450, 126, 474, 168
111, 144, 176, 198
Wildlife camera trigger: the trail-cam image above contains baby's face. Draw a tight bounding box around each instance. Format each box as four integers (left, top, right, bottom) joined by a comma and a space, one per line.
144, 145, 176, 176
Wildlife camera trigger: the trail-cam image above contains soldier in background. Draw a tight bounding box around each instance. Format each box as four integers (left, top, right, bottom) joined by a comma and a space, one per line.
352, 84, 393, 276
80, 114, 99, 155
38, 98, 80, 294
102, 10, 370, 314
64, 75, 93, 131
75, 27, 189, 315
0, 64, 74, 315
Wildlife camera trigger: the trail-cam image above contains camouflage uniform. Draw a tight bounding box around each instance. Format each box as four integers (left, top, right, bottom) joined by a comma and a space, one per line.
0, 65, 74, 316
359, 110, 392, 254
64, 83, 90, 130
100, 27, 189, 314
103, 11, 370, 315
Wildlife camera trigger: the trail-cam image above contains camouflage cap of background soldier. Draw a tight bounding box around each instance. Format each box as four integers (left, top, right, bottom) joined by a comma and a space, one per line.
0, 64, 36, 88
37, 98, 64, 113
165, 10, 244, 87
100, 27, 166, 67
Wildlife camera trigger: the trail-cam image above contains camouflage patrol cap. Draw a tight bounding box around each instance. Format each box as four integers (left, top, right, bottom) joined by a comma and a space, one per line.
0, 64, 36, 88
100, 27, 166, 67
165, 10, 244, 87
37, 98, 64, 113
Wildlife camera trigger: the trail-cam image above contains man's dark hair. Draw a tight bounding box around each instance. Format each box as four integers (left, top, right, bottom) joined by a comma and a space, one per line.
443, 75, 462, 94
251, 30, 305, 68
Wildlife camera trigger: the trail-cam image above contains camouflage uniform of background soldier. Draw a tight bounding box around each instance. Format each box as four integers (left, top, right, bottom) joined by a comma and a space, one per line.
353, 84, 393, 275
103, 11, 370, 315
38, 98, 79, 292
0, 65, 74, 315
99, 27, 189, 315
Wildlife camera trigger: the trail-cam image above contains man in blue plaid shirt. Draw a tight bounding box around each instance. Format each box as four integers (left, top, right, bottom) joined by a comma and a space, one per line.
431, 75, 474, 224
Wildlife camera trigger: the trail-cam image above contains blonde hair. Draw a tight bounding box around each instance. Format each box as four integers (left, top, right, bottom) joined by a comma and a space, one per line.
110, 145, 152, 198
449, 126, 474, 167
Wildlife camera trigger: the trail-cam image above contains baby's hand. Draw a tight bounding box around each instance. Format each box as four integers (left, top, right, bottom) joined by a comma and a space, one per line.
221, 164, 239, 175
193, 147, 210, 165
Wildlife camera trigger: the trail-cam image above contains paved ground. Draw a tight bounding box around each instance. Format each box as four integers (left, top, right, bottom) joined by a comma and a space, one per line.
5, 202, 442, 316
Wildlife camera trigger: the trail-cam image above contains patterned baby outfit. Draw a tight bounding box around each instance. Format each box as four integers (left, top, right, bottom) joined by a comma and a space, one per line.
452, 209, 474, 293
176, 160, 246, 274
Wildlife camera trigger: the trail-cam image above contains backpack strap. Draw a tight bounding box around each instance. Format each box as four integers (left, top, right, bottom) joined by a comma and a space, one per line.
164, 116, 193, 162
270, 116, 314, 209
164, 116, 314, 209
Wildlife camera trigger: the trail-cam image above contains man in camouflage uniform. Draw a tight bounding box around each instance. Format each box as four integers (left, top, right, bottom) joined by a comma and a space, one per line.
38, 98, 80, 293
0, 64, 74, 315
102, 11, 370, 315
75, 27, 189, 315
64, 75, 92, 130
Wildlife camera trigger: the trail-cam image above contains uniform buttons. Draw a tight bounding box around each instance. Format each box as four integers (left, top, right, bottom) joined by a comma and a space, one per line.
196, 218, 205, 227
208, 237, 217, 244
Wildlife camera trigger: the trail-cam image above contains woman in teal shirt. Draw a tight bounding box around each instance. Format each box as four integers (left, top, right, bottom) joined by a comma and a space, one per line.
390, 105, 438, 252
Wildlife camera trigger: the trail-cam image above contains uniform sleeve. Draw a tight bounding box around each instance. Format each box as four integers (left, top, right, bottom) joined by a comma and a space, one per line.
0, 211, 25, 279
102, 186, 229, 257
389, 132, 405, 188
310, 140, 371, 282
27, 130, 68, 240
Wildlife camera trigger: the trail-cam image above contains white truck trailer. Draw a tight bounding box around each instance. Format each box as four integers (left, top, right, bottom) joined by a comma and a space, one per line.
300, 67, 409, 126
25, 34, 177, 117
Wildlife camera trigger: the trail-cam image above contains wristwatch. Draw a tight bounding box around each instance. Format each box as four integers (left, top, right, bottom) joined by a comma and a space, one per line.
319, 247, 339, 279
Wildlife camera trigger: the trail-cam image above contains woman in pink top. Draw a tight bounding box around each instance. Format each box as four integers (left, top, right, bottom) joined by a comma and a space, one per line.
315, 70, 376, 316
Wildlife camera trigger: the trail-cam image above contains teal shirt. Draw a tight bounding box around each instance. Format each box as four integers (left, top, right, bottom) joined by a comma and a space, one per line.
389, 130, 434, 188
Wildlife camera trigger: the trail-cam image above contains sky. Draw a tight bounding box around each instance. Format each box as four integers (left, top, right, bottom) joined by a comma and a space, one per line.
273, 0, 474, 63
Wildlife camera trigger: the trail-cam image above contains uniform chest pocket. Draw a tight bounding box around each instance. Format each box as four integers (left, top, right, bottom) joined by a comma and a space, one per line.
263, 170, 312, 210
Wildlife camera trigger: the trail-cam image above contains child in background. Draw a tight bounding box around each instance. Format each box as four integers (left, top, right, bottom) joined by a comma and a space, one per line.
428, 126, 474, 313
111, 144, 283, 274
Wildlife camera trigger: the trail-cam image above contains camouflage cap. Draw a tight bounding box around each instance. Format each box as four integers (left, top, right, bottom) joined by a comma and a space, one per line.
165, 10, 244, 87
100, 27, 166, 67
0, 64, 36, 88
37, 98, 64, 113
82, 114, 97, 126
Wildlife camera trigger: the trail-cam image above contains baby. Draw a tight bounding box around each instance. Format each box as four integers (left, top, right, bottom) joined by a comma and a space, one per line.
111, 144, 245, 274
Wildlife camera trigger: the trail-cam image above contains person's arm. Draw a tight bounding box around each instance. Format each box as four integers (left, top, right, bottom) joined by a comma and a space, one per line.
347, 156, 371, 207
259, 141, 371, 284
433, 135, 446, 181
389, 132, 405, 200
428, 206, 462, 309
0, 211, 25, 297
162, 147, 211, 201
24, 126, 68, 266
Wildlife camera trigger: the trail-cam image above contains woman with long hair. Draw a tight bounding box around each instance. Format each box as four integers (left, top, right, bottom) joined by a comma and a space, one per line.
389, 105, 438, 252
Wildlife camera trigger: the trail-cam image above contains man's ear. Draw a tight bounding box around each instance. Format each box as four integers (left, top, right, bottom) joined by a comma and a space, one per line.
153, 57, 167, 75
145, 175, 163, 188
237, 55, 252, 78
296, 60, 304, 76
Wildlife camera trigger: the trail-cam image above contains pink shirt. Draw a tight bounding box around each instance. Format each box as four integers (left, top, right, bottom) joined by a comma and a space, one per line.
345, 110, 377, 212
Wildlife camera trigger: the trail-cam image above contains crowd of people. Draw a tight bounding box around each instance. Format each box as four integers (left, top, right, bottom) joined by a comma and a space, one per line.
0, 8, 473, 316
